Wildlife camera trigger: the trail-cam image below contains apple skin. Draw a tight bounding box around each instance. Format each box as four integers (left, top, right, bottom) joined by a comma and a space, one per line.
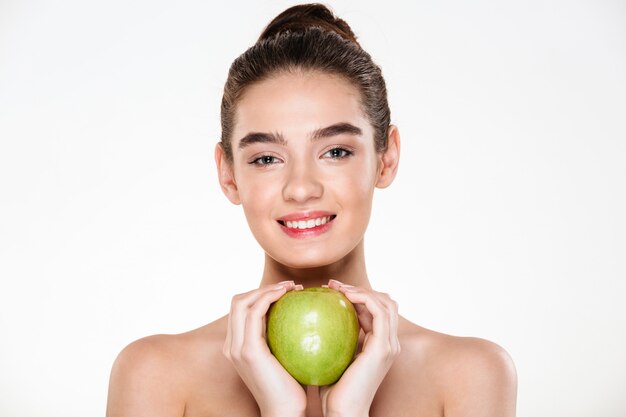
266, 287, 359, 386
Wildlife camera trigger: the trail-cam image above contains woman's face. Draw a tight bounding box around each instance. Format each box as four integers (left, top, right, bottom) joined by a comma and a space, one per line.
218, 71, 397, 269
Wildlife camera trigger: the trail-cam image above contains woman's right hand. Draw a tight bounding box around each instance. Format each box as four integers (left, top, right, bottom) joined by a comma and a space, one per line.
223, 281, 306, 417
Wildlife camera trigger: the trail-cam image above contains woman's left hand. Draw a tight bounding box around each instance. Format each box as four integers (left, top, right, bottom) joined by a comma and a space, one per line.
319, 279, 401, 417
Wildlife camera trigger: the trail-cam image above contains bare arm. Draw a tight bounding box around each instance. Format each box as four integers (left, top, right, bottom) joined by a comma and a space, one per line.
106, 336, 186, 417
443, 338, 517, 417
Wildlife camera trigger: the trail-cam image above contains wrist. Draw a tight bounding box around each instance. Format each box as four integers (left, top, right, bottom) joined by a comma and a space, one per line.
262, 413, 305, 417
261, 406, 306, 417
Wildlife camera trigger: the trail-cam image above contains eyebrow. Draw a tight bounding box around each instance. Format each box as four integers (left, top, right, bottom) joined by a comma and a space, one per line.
310, 122, 363, 140
237, 122, 362, 149
238, 132, 286, 149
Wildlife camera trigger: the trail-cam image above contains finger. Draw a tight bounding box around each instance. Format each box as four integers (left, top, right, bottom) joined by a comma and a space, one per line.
228, 282, 294, 357
223, 315, 232, 358
367, 291, 400, 356
319, 384, 331, 412
328, 281, 372, 331
386, 296, 401, 355
235, 281, 295, 310
223, 304, 239, 357
366, 291, 399, 353
328, 279, 350, 290
340, 289, 401, 368
338, 287, 388, 343
353, 302, 374, 334
244, 285, 289, 351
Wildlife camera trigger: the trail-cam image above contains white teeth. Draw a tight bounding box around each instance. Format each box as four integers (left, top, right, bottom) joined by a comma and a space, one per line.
283, 216, 333, 229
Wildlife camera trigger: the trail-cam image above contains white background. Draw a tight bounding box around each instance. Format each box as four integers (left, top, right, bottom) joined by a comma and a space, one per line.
1, 0, 625, 416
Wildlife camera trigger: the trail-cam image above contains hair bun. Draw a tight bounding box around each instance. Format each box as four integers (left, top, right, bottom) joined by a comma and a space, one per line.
258, 3, 360, 47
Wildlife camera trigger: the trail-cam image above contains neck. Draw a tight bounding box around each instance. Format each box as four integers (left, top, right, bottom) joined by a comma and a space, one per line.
259, 239, 371, 289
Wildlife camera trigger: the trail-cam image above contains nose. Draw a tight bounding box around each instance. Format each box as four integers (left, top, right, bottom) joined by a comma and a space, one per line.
282, 160, 323, 203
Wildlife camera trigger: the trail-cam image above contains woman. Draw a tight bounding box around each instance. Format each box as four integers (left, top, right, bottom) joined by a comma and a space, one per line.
106, 4, 517, 416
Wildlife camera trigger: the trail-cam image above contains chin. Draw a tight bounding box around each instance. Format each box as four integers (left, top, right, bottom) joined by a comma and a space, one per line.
270, 248, 346, 270
276, 256, 332, 270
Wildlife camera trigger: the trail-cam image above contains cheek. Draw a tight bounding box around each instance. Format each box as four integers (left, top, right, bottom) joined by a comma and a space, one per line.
351, 153, 379, 190
238, 175, 279, 221
328, 159, 378, 209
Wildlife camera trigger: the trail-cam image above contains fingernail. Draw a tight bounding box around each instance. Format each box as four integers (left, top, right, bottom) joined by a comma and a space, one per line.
329, 279, 342, 286
294, 284, 304, 291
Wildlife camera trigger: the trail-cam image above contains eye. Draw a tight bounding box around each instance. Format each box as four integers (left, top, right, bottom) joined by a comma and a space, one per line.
323, 147, 353, 159
249, 155, 281, 166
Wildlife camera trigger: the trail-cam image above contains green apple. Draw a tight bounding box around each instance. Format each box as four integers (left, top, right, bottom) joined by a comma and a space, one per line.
266, 287, 359, 386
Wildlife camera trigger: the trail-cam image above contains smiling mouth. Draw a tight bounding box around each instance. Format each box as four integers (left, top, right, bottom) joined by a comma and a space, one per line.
277, 215, 336, 230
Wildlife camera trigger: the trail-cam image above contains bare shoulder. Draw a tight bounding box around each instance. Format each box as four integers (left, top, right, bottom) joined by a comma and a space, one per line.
391, 317, 517, 416
106, 316, 238, 417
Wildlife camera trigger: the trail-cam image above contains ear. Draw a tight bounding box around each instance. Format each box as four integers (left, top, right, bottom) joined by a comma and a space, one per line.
375, 125, 401, 189
215, 142, 241, 205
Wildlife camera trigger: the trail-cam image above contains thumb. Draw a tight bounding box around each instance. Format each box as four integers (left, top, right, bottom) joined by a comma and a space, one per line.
318, 384, 331, 412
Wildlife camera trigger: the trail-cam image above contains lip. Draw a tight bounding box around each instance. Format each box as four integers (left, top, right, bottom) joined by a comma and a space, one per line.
276, 211, 336, 222
276, 211, 336, 239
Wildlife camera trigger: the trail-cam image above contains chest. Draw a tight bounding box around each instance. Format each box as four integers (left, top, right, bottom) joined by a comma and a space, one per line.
183, 362, 442, 417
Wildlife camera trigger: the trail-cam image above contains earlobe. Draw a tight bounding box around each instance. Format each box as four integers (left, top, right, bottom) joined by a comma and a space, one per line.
375, 125, 401, 189
214, 142, 241, 205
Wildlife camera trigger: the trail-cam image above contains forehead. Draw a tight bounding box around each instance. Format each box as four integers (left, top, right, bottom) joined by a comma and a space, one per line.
233, 71, 371, 142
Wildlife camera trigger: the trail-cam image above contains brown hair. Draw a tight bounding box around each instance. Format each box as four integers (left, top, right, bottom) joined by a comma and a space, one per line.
220, 3, 390, 162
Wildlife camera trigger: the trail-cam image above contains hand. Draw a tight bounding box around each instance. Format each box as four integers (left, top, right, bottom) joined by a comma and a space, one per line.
223, 281, 307, 417
319, 280, 401, 417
